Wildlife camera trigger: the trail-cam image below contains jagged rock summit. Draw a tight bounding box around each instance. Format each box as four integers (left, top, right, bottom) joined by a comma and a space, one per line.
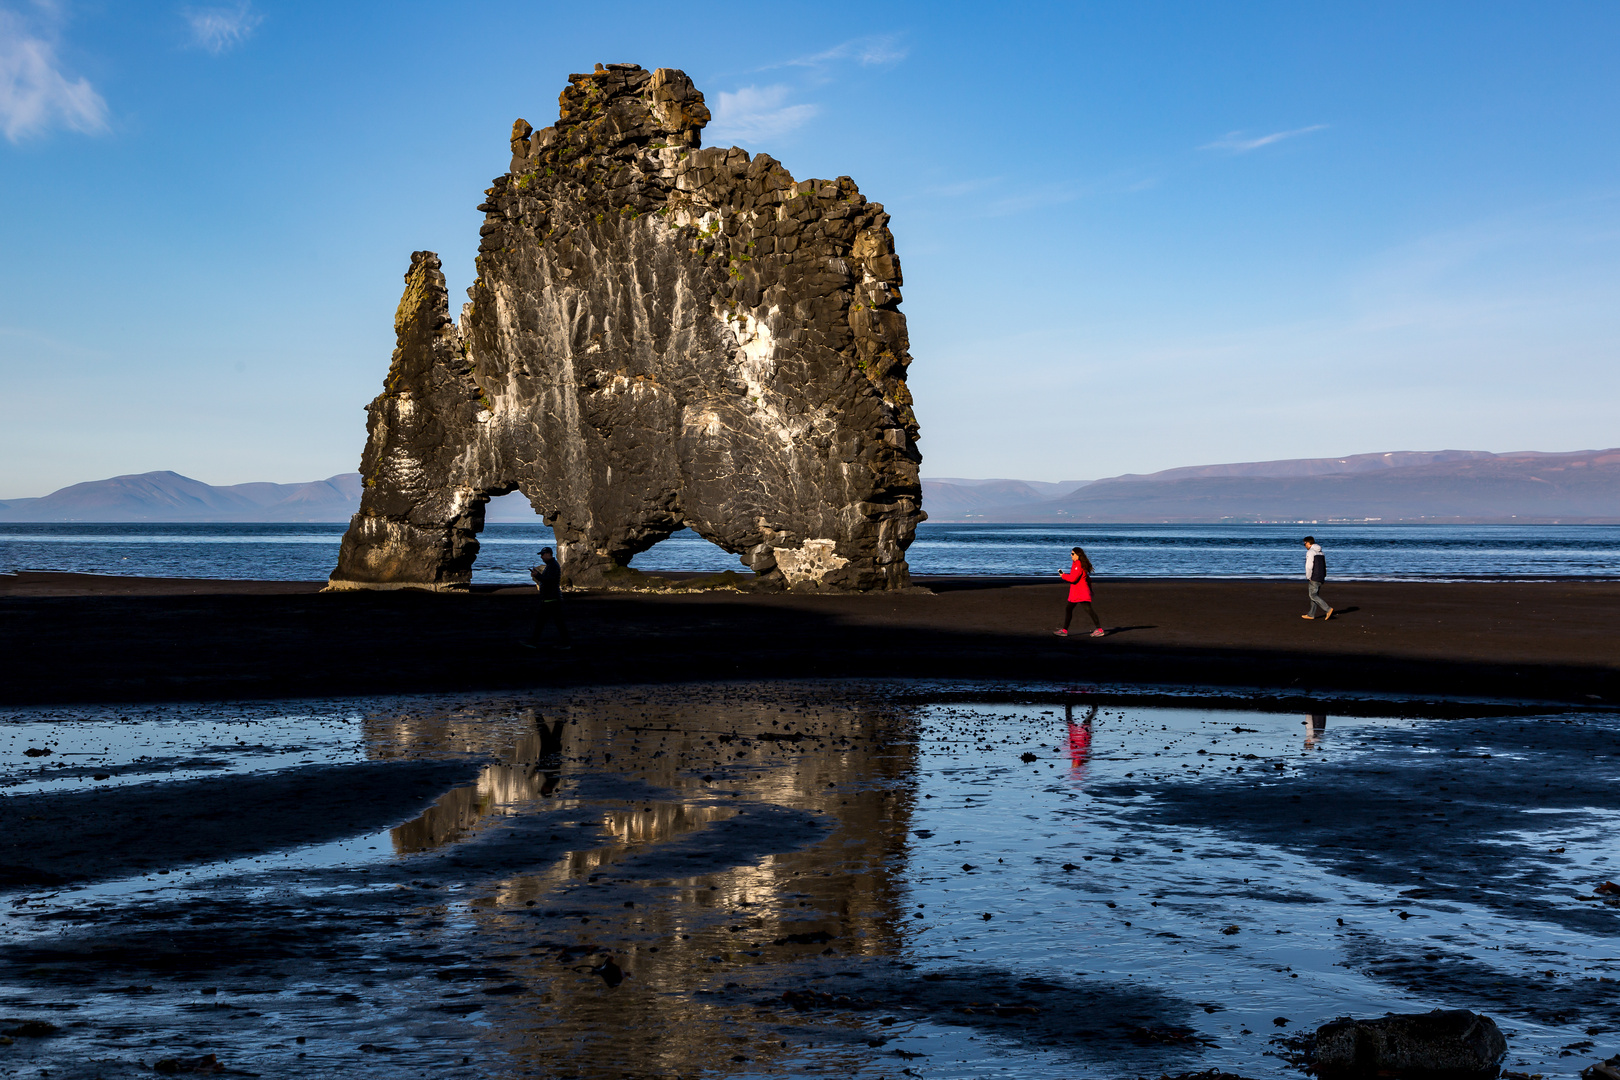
329, 63, 922, 593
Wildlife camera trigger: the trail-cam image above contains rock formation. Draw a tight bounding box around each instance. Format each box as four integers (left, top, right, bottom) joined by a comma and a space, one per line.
1312, 1010, 1507, 1079
328, 63, 922, 592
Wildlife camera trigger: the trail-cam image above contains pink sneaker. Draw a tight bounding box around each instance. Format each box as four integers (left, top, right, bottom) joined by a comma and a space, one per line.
1089, 628, 1106, 638
1053, 629, 1068, 637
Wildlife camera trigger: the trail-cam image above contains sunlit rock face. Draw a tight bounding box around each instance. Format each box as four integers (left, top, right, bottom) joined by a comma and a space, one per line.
328, 63, 922, 593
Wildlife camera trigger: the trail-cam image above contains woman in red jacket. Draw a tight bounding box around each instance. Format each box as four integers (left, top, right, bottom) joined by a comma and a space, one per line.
1056, 546, 1106, 637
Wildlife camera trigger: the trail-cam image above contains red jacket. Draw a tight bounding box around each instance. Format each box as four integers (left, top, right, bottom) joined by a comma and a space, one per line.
1060, 560, 1092, 602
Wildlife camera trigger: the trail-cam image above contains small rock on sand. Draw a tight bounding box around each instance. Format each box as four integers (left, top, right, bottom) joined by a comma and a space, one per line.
1312, 1009, 1506, 1079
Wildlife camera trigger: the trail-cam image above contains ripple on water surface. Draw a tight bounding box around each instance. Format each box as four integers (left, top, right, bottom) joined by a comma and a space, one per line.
0, 683, 1615, 1078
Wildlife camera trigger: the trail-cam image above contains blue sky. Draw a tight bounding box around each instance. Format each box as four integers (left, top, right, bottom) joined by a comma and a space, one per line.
2, 1, 1618, 495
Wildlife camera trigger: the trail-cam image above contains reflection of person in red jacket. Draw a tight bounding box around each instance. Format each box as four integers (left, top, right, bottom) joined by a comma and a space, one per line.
1055, 547, 1106, 637
1066, 702, 1097, 780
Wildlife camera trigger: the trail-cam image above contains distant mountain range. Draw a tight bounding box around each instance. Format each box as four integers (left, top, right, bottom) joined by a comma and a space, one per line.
0, 472, 364, 523
3, 447, 1617, 523
920, 478, 1092, 519
924, 448, 1620, 523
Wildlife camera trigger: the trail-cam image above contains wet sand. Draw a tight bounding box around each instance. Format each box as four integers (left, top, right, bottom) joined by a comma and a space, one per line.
1, 572, 1616, 705
0, 685, 1614, 1078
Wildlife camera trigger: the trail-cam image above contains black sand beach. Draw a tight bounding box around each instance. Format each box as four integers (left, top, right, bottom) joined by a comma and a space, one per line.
1, 572, 1615, 705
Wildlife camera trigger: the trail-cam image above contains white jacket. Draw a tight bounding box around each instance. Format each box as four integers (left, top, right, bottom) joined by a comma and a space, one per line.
1305, 544, 1323, 580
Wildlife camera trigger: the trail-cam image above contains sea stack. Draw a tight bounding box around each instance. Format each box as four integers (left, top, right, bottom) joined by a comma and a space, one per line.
328, 63, 922, 593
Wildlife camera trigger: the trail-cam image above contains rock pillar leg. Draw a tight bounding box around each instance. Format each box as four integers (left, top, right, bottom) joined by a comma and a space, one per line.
328, 252, 498, 592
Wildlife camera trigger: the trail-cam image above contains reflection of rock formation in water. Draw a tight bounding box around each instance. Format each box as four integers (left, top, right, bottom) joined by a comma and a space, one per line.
363, 691, 918, 1075
381, 709, 567, 853
328, 63, 923, 594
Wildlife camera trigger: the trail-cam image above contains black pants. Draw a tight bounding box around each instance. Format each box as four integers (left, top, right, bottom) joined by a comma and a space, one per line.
530, 600, 570, 643
1063, 601, 1100, 630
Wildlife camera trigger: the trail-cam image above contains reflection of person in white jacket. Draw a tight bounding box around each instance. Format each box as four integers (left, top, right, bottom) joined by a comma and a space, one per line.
1302, 537, 1333, 620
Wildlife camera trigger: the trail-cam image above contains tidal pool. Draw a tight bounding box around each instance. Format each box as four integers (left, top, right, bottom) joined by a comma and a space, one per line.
0, 682, 1614, 1079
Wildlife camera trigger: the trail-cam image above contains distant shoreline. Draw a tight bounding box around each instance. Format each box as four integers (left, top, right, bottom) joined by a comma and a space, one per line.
7, 569, 1620, 589
8, 448, 1617, 523
6, 519, 1620, 526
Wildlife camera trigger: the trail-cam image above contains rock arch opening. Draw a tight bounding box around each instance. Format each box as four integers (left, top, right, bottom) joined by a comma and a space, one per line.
481, 492, 740, 582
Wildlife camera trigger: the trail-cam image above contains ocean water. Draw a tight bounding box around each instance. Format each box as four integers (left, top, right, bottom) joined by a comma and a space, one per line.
1, 522, 1617, 584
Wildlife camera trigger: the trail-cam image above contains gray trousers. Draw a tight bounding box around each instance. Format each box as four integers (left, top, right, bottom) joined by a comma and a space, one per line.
1306, 580, 1331, 614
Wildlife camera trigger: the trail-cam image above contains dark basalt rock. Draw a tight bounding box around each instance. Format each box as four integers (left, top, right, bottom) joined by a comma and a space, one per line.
329, 63, 922, 593
1582, 1054, 1620, 1080
1312, 1009, 1507, 1079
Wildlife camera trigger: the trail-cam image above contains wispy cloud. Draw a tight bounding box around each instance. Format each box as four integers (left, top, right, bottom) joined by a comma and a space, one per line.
1348, 194, 1620, 320
932, 170, 1155, 217
1201, 124, 1327, 153
985, 182, 1094, 218
925, 177, 1002, 198
777, 35, 908, 69
0, 5, 108, 142
182, 2, 262, 55
706, 85, 818, 145
704, 34, 904, 147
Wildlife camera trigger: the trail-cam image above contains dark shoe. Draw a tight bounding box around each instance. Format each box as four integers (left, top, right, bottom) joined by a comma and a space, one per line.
518, 640, 539, 649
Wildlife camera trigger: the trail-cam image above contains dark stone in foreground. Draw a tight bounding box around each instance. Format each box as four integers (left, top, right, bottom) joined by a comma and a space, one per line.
1582, 1054, 1620, 1080
1313, 1010, 1507, 1079
330, 63, 922, 594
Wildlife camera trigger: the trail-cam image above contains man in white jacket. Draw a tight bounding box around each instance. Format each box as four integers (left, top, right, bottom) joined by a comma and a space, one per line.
1302, 536, 1334, 620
